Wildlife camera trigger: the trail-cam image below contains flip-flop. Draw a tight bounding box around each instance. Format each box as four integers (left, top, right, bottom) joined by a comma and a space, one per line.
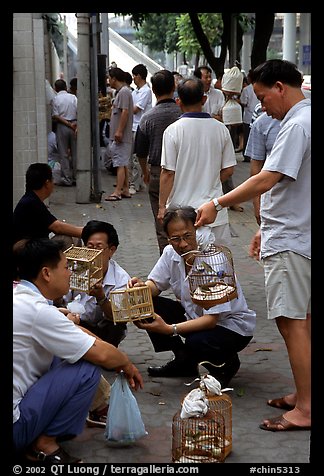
105, 194, 122, 201
267, 397, 295, 411
121, 193, 132, 198
259, 414, 311, 432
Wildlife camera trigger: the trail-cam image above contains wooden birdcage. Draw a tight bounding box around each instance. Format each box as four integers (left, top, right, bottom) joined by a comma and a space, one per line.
64, 246, 103, 293
206, 393, 232, 458
98, 94, 112, 122
110, 285, 155, 324
187, 244, 237, 309
172, 409, 225, 463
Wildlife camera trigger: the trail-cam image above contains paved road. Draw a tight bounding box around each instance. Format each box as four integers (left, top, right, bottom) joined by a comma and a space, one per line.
49, 154, 311, 465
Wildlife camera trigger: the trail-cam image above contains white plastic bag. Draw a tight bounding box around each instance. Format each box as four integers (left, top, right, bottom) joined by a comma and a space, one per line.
104, 372, 147, 446
67, 294, 86, 315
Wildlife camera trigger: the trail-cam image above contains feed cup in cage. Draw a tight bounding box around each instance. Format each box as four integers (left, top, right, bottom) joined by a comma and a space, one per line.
172, 409, 225, 463
187, 244, 237, 309
110, 285, 155, 324
64, 246, 103, 293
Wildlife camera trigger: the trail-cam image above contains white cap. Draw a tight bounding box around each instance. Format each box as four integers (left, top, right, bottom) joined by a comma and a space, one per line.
221, 66, 243, 93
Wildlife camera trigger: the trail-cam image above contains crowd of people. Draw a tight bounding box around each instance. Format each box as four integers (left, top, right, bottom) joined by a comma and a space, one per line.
13, 59, 311, 463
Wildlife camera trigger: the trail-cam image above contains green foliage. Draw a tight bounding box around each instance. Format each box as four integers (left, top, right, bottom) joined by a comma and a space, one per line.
135, 13, 180, 53
42, 13, 64, 59
176, 14, 222, 56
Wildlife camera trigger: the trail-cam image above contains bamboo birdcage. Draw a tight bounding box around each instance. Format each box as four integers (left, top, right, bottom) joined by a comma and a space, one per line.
204, 389, 233, 458
187, 244, 237, 309
64, 246, 103, 293
98, 94, 112, 122
172, 409, 225, 463
110, 285, 155, 324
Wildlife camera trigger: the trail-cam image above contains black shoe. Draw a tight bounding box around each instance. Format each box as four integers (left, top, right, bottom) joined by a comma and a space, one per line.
148, 358, 198, 378
202, 355, 240, 387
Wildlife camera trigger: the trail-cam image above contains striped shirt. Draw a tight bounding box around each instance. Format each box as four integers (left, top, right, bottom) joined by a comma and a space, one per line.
135, 99, 181, 166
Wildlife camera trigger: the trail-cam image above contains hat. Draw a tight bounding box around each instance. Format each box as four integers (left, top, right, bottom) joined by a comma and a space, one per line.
221, 66, 243, 94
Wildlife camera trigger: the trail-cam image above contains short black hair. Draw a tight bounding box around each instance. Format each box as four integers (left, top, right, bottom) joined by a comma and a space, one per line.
81, 220, 119, 248
163, 207, 197, 235
177, 78, 204, 106
109, 67, 125, 82
193, 65, 212, 79
251, 59, 303, 88
13, 238, 65, 281
25, 163, 53, 192
151, 70, 175, 96
132, 64, 148, 80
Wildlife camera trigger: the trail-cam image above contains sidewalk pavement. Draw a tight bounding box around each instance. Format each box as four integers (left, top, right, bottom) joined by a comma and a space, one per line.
49, 154, 310, 464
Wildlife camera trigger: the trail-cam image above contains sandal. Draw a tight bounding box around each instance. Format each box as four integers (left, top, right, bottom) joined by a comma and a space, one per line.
259, 414, 311, 432
267, 397, 295, 411
121, 193, 132, 198
105, 194, 122, 201
25, 446, 83, 463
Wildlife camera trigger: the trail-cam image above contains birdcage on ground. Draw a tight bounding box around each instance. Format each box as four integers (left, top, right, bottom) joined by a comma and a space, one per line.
172, 409, 225, 463
200, 376, 233, 458
110, 285, 155, 324
186, 244, 237, 309
64, 246, 103, 293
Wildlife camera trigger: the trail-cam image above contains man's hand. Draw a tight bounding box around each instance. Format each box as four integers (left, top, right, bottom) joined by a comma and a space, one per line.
157, 205, 166, 223
115, 362, 144, 391
195, 201, 217, 227
135, 314, 169, 334
249, 229, 261, 261
128, 277, 145, 288
89, 282, 105, 301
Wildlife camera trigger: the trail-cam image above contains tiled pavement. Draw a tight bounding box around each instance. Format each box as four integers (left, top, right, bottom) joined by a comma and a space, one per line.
49, 153, 311, 465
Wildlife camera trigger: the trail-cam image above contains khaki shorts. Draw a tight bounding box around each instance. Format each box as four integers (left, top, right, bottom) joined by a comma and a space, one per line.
109, 140, 132, 167
263, 251, 311, 320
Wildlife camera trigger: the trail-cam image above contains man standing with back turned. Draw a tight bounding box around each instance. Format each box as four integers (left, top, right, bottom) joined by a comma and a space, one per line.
195, 59, 311, 432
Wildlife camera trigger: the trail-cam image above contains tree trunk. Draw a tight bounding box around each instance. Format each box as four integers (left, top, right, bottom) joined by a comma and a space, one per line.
251, 13, 275, 69
189, 12, 225, 77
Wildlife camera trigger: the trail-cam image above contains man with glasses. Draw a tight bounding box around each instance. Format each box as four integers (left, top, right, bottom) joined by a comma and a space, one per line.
64, 220, 130, 348
128, 207, 256, 385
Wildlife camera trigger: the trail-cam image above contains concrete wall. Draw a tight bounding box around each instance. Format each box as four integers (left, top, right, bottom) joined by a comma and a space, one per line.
13, 13, 48, 208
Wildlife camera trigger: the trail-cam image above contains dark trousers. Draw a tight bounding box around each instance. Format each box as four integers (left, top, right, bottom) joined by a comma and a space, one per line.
13, 358, 100, 452
148, 166, 169, 255
149, 296, 252, 366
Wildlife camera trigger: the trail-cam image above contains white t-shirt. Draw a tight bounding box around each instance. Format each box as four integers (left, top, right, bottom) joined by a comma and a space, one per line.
132, 83, 152, 132
261, 99, 311, 259
203, 87, 225, 117
148, 245, 256, 336
161, 113, 237, 227
13, 282, 96, 423
65, 259, 131, 325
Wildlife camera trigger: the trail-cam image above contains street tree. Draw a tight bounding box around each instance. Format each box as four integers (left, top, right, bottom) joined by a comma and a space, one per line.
115, 12, 275, 76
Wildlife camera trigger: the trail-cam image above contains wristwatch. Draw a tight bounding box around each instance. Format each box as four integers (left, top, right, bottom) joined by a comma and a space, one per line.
172, 324, 178, 336
212, 198, 223, 212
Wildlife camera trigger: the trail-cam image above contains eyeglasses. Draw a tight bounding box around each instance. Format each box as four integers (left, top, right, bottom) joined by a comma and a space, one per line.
168, 232, 195, 245
86, 243, 109, 251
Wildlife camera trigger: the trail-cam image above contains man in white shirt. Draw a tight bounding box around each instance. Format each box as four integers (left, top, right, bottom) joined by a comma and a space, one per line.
158, 77, 236, 247
129, 64, 152, 194
13, 238, 143, 463
193, 65, 225, 121
64, 220, 130, 348
52, 79, 78, 186
196, 59, 311, 433
128, 206, 256, 386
